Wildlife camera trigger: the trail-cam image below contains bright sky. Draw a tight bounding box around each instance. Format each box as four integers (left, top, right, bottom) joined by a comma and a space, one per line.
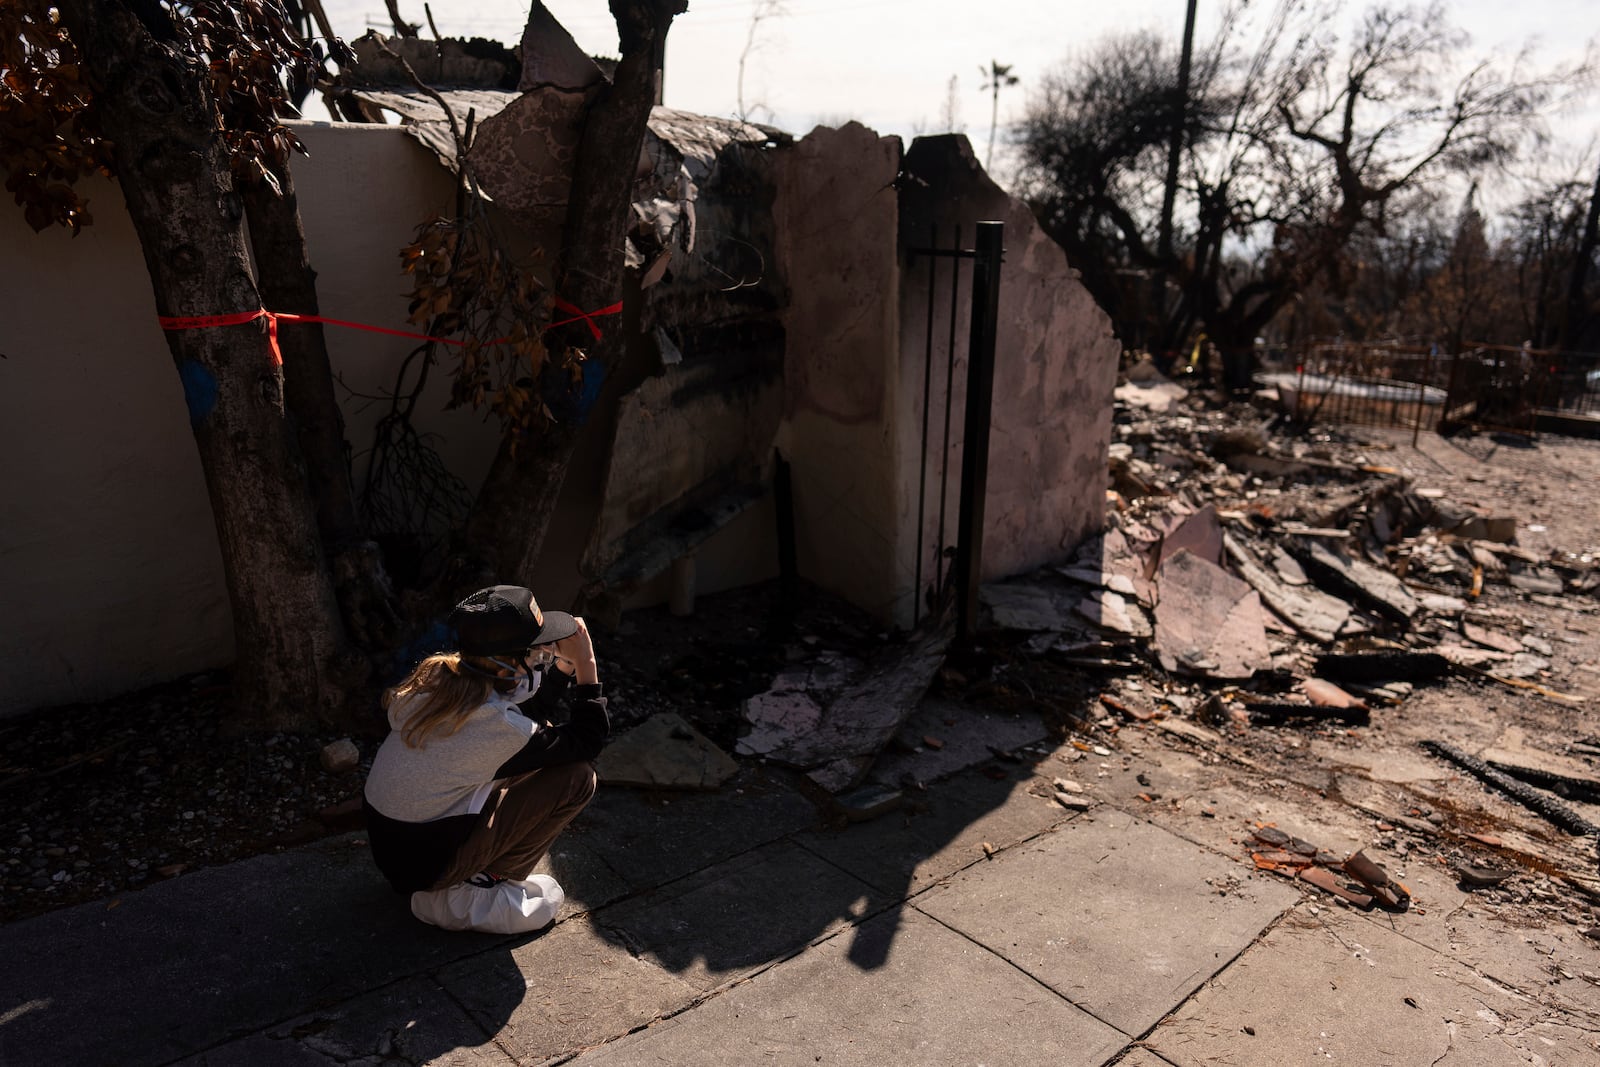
318, 0, 1597, 186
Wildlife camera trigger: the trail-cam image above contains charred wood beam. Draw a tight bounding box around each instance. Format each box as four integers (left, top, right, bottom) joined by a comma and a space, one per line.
1485, 761, 1600, 807
1245, 702, 1371, 726
1422, 741, 1600, 849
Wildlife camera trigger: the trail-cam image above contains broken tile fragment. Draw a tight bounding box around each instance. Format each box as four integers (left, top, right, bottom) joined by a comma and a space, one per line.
738, 688, 825, 757
1224, 534, 1350, 644
1153, 549, 1269, 680
1075, 589, 1153, 638
1462, 622, 1523, 655
596, 712, 739, 790
1300, 866, 1375, 908
1149, 504, 1225, 576
1294, 539, 1419, 625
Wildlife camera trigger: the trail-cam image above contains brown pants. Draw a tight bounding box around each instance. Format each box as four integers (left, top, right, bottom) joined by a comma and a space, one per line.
431, 762, 597, 890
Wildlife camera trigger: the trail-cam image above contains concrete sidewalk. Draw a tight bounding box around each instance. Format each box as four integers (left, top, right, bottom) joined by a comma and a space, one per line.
3, 698, 1592, 1066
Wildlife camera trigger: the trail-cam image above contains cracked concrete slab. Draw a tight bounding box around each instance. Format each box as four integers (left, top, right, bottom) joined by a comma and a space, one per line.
436, 915, 700, 1063
1146, 904, 1600, 1066
913, 807, 1299, 1036
1112, 1050, 1182, 1067
567, 907, 1129, 1065
565, 767, 817, 894
168, 976, 512, 1066
1354, 858, 1600, 1021
594, 839, 888, 993
796, 765, 1072, 897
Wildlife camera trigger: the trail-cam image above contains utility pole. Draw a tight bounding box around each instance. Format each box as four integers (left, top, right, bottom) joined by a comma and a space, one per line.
1153, 0, 1198, 352
1561, 156, 1600, 352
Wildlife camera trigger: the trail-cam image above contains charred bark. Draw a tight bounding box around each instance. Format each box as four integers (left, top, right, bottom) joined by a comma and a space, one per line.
241, 163, 401, 650
57, 0, 358, 731
464, 0, 685, 584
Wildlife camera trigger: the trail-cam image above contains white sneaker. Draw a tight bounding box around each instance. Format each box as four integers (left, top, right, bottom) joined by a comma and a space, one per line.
411, 872, 565, 934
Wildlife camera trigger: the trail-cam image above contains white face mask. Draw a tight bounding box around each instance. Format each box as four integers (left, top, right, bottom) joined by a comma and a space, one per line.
488, 657, 542, 703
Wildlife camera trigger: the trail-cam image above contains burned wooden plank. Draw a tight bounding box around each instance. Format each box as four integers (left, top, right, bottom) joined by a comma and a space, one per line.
1245, 701, 1371, 726
1313, 651, 1450, 684
1485, 761, 1600, 806
1421, 740, 1600, 843
1292, 538, 1419, 626
1223, 533, 1350, 644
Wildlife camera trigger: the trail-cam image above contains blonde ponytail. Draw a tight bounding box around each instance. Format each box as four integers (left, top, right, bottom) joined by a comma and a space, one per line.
383, 652, 504, 748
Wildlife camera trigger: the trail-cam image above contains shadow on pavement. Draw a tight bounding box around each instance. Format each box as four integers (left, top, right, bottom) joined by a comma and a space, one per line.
574, 743, 1067, 991
0, 835, 529, 1066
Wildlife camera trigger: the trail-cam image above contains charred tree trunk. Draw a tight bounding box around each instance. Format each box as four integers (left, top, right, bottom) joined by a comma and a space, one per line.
464, 0, 685, 584
58, 0, 358, 731
241, 163, 401, 650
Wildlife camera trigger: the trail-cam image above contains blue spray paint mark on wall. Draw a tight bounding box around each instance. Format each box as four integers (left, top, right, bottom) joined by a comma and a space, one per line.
575, 358, 607, 424
177, 360, 218, 427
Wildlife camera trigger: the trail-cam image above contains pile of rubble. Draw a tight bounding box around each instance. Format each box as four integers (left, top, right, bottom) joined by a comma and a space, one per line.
980, 362, 1600, 897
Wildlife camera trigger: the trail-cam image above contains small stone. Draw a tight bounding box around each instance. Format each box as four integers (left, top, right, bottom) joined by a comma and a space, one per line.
320, 739, 361, 774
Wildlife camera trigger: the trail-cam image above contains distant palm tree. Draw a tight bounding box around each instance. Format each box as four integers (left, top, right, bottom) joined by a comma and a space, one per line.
980, 60, 1019, 171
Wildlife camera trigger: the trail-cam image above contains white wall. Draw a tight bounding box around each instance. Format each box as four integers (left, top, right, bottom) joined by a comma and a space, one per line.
770, 123, 907, 623
0, 124, 474, 716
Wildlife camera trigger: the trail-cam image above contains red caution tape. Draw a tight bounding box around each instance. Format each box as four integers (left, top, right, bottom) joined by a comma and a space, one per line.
158, 297, 624, 365
548, 297, 624, 341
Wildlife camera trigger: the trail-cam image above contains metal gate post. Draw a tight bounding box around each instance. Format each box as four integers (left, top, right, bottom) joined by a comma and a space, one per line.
954, 221, 1004, 642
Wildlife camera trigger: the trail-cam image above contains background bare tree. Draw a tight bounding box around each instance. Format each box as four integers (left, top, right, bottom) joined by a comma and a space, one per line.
1016, 0, 1591, 380
736, 0, 786, 123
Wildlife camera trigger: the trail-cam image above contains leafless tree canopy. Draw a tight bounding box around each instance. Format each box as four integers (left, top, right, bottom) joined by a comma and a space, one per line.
1015, 0, 1595, 361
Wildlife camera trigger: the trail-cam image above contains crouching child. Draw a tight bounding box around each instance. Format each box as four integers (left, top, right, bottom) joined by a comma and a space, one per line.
363, 585, 607, 934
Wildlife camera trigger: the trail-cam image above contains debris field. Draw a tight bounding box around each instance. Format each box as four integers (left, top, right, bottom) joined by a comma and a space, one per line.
973, 363, 1600, 938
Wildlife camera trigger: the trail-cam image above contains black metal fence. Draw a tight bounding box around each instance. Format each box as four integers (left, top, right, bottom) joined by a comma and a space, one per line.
907, 221, 1004, 640
1273, 341, 1600, 438
1271, 343, 1448, 440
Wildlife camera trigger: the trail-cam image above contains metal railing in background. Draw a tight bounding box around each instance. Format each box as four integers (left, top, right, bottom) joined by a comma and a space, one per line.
1270, 340, 1600, 440
1268, 342, 1447, 444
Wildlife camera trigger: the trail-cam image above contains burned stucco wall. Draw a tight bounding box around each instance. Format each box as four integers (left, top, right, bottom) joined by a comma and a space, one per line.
0, 102, 1116, 716
770, 123, 906, 621
894, 135, 1119, 621
572, 113, 790, 608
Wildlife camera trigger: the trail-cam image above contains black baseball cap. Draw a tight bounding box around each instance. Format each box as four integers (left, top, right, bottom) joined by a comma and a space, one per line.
449, 585, 578, 656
